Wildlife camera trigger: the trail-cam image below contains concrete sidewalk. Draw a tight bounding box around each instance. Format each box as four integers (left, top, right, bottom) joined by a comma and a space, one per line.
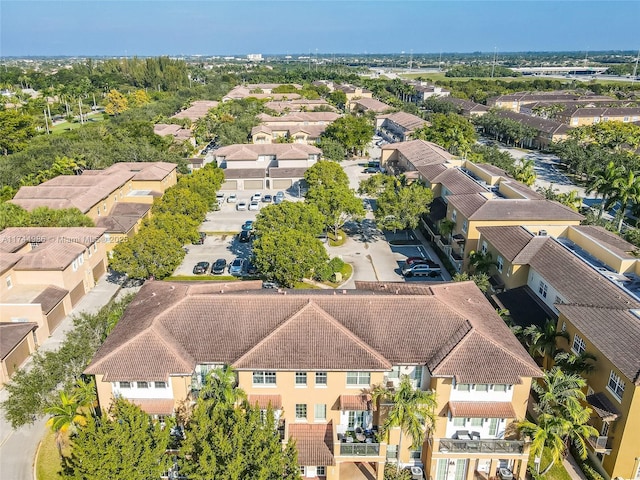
0, 275, 124, 480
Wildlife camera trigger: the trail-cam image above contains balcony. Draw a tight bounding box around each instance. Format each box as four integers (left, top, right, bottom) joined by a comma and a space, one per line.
587, 436, 612, 454
438, 438, 525, 454
340, 443, 381, 456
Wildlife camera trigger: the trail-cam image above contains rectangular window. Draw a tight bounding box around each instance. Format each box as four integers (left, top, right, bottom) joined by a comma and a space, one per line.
462, 220, 468, 233
137, 381, 149, 389
315, 372, 327, 386
295, 372, 307, 386
348, 411, 366, 429
538, 280, 548, 298
77, 254, 84, 266
451, 210, 457, 222
481, 241, 488, 254
489, 418, 499, 436
317, 466, 326, 476
572, 334, 586, 355
72, 260, 78, 272
493, 384, 507, 392
497, 256, 504, 273
470, 418, 483, 427
314, 404, 326, 421
409, 450, 421, 459
457, 383, 471, 391
413, 366, 423, 383
6, 276, 12, 289
154, 381, 167, 389
561, 322, 567, 332
475, 384, 489, 392
453, 417, 466, 427
119, 381, 131, 388
346, 372, 370, 385
387, 445, 398, 460
295, 404, 307, 420
607, 371, 625, 401
388, 366, 400, 379
299, 466, 306, 476
253, 371, 277, 385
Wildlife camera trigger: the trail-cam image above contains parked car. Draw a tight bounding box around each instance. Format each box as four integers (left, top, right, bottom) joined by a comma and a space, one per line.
401, 262, 441, 278
249, 200, 260, 211
242, 220, 254, 231
364, 167, 379, 174
405, 256, 435, 266
192, 232, 206, 245
246, 262, 258, 275
262, 194, 272, 203
216, 193, 225, 206
236, 200, 248, 211
274, 191, 285, 204
262, 280, 279, 289
251, 192, 262, 202
238, 230, 252, 243
227, 193, 237, 203
229, 258, 245, 276
192, 261, 210, 275
211, 258, 227, 274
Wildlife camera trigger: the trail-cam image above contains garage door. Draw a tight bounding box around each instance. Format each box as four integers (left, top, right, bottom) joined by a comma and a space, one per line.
244, 179, 264, 190
4, 338, 30, 378
93, 261, 106, 281
69, 282, 86, 306
272, 179, 292, 190
46, 301, 67, 333
221, 180, 237, 190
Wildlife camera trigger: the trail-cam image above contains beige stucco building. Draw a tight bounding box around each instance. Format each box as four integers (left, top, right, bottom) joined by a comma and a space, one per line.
251, 112, 340, 145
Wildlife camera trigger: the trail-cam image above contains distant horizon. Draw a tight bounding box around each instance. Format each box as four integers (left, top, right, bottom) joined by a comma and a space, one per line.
1, 1, 638, 57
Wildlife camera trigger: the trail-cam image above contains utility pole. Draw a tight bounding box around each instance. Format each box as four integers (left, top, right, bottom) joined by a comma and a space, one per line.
491, 47, 497, 78
43, 109, 50, 134
632, 49, 639, 84
78, 99, 84, 124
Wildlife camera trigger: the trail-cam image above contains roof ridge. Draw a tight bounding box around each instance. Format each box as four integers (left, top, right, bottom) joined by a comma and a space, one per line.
232, 300, 391, 369
430, 320, 474, 372
150, 321, 195, 371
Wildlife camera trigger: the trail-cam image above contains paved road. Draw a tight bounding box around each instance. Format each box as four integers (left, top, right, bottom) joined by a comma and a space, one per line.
0, 276, 126, 480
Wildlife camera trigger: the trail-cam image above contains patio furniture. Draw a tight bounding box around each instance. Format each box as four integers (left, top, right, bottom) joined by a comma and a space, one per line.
356, 432, 366, 442
471, 431, 481, 440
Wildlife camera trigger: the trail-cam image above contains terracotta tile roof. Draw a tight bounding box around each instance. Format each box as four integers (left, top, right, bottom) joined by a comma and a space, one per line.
216, 143, 320, 161
86, 281, 540, 384
446, 194, 488, 218
383, 139, 454, 166
0, 322, 38, 359
339, 394, 371, 411
447, 195, 584, 222
416, 163, 449, 183
527, 239, 638, 309
569, 225, 639, 258
433, 169, 487, 195
32, 285, 68, 313
96, 216, 139, 234
131, 399, 175, 415
13, 242, 86, 271
557, 305, 640, 385
0, 253, 22, 274
233, 301, 391, 371
492, 110, 570, 136
109, 202, 152, 217
511, 236, 548, 264
440, 97, 488, 114
476, 226, 535, 262
264, 99, 332, 113
259, 112, 340, 123
247, 395, 282, 409
171, 100, 218, 121
351, 97, 392, 112
379, 112, 429, 131
586, 392, 620, 421
268, 167, 309, 179
288, 422, 335, 466
105, 162, 177, 182
448, 401, 516, 418
222, 168, 266, 179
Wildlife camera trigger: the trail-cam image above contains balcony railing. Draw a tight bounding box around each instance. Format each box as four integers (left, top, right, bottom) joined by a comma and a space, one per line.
340, 443, 381, 456
587, 436, 611, 453
438, 439, 524, 454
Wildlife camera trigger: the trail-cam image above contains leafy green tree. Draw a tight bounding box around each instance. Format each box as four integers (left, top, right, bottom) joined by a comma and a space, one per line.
322, 115, 374, 156
468, 250, 497, 275
511, 159, 536, 186
610, 168, 640, 231
304, 159, 350, 190
199, 365, 246, 409
306, 184, 364, 237
327, 90, 348, 109
452, 272, 490, 293
413, 113, 477, 157
369, 179, 433, 232
0, 109, 37, 155
105, 89, 129, 116
252, 228, 329, 287
254, 202, 325, 237
110, 226, 184, 279
523, 319, 569, 370
0, 202, 30, 228
317, 137, 346, 162
148, 212, 200, 245
553, 351, 597, 375
62, 398, 172, 480
586, 161, 624, 220
371, 376, 436, 474
128, 89, 151, 107
28, 207, 95, 227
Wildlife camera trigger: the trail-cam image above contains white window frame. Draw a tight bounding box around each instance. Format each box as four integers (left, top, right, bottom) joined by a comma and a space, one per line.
154, 381, 167, 389
497, 256, 504, 273
253, 371, 277, 386
315, 372, 327, 386
72, 260, 78, 272
119, 381, 131, 388
493, 384, 507, 392
314, 404, 326, 421
481, 241, 488, 254
572, 334, 586, 355
475, 384, 489, 392
317, 466, 326, 476
6, 276, 12, 289
453, 417, 466, 427
295, 403, 307, 421
470, 417, 483, 427
346, 371, 370, 386
457, 383, 471, 391
295, 372, 307, 386
462, 219, 468, 233
451, 210, 457, 223
607, 370, 625, 401
137, 381, 149, 389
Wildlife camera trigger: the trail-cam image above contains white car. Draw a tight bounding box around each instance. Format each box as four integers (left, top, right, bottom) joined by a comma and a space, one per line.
251, 192, 262, 202
249, 201, 260, 211
236, 200, 248, 211
227, 193, 237, 203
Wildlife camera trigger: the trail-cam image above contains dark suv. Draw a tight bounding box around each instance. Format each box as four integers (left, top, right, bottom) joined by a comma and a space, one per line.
211, 258, 227, 274
192, 261, 210, 274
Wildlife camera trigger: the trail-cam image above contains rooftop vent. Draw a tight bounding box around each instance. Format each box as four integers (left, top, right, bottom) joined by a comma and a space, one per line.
538, 230, 548, 236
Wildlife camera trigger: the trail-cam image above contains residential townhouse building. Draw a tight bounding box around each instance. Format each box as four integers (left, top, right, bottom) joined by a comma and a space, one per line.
555, 106, 640, 127
475, 225, 640, 480
486, 110, 570, 149
85, 280, 541, 480
436, 97, 489, 118
0, 322, 38, 388
407, 81, 451, 103
153, 123, 195, 146
264, 99, 334, 114
349, 97, 394, 114
214, 143, 321, 191
251, 112, 341, 145
0, 227, 108, 347
376, 112, 430, 143
223, 84, 304, 102
312, 81, 373, 104
170, 100, 218, 122
486, 92, 615, 113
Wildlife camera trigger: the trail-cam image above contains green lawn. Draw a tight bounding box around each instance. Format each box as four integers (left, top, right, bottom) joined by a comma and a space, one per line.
50, 115, 104, 135
36, 429, 66, 480
527, 448, 573, 480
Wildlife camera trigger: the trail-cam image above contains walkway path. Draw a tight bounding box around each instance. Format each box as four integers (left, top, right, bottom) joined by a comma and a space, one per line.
0, 276, 125, 480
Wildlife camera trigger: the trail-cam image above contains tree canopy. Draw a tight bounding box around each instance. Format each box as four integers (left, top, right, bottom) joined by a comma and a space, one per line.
413, 112, 477, 157
322, 115, 374, 156
254, 202, 325, 238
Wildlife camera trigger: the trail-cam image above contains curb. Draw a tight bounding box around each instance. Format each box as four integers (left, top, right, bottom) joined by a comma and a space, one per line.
33, 438, 43, 480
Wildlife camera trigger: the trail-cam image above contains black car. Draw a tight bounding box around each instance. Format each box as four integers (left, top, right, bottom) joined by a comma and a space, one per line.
239, 230, 252, 243
192, 261, 210, 274
246, 262, 258, 275
211, 258, 227, 274
364, 167, 379, 174
192, 232, 206, 245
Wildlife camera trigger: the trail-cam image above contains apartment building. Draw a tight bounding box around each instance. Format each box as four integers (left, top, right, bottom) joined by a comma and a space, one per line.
85, 280, 540, 480
264, 99, 334, 114
487, 110, 570, 149
170, 100, 219, 122
251, 112, 341, 145
349, 97, 394, 114
436, 97, 489, 117
223, 84, 304, 102
153, 123, 194, 145
376, 112, 430, 143
555, 106, 640, 126
0, 322, 38, 388
476, 225, 640, 480
214, 143, 321, 190
486, 92, 615, 113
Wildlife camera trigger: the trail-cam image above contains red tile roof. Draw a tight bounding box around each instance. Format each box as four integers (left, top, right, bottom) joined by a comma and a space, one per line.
339, 394, 371, 411
288, 422, 335, 466
131, 399, 175, 415
448, 401, 516, 418
247, 395, 282, 410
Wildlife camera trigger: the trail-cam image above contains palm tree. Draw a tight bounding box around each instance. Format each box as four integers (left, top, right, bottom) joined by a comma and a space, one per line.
45, 391, 86, 457
523, 319, 569, 370
200, 365, 246, 409
438, 219, 456, 239
371, 375, 436, 473
73, 378, 98, 416
532, 367, 587, 416
553, 351, 597, 375
468, 250, 497, 274
586, 161, 623, 220
511, 159, 536, 186
609, 169, 640, 231
518, 413, 568, 474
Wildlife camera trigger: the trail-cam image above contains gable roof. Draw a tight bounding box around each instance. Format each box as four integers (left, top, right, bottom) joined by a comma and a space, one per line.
381, 139, 454, 166
379, 111, 429, 131
569, 225, 639, 259
477, 226, 535, 262
0, 322, 38, 359
288, 423, 335, 466
86, 281, 540, 384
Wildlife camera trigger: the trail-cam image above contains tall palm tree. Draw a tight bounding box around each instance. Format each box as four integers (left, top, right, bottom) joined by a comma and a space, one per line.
45, 391, 86, 457
586, 161, 623, 220
523, 319, 569, 370
610, 169, 640, 231
200, 365, 246, 410
532, 367, 586, 416
468, 250, 497, 274
73, 378, 98, 416
553, 351, 597, 375
371, 375, 437, 473
518, 413, 567, 475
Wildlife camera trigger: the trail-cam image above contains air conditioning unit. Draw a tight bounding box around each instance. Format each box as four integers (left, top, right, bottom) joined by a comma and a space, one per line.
538, 230, 548, 236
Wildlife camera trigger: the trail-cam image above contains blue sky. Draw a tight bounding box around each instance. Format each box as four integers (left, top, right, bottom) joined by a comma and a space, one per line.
1, 1, 638, 57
